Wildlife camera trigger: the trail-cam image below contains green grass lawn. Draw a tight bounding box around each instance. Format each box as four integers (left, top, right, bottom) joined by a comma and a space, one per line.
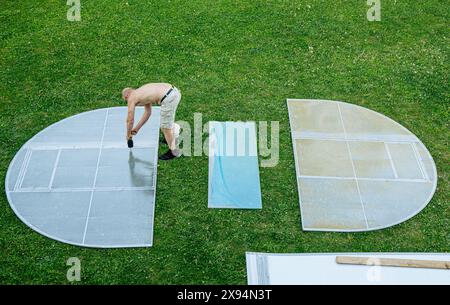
0, 0, 448, 284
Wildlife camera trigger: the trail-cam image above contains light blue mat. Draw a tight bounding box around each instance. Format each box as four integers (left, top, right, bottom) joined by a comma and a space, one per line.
208, 121, 262, 209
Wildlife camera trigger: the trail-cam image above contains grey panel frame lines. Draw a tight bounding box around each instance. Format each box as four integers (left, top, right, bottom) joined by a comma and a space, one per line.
411, 142, 430, 181
13, 186, 155, 193
384, 142, 398, 179
13, 149, 32, 191
5, 107, 160, 248
81, 109, 109, 244
287, 99, 438, 232
336, 102, 369, 229
48, 149, 62, 189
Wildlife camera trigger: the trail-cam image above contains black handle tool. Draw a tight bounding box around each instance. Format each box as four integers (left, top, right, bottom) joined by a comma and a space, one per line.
127, 138, 134, 148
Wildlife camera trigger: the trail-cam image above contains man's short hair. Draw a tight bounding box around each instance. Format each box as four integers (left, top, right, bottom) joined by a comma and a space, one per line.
122, 87, 133, 100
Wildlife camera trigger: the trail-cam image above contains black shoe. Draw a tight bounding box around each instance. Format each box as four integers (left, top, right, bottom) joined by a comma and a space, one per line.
159, 149, 179, 161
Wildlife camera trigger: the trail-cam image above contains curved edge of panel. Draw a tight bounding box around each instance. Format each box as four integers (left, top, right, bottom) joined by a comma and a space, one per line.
5, 107, 153, 248
287, 99, 438, 232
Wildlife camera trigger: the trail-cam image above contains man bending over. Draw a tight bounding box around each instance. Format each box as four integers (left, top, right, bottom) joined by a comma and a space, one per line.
122, 83, 181, 160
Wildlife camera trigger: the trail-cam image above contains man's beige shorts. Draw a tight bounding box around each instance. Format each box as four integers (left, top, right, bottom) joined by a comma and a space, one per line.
160, 88, 181, 129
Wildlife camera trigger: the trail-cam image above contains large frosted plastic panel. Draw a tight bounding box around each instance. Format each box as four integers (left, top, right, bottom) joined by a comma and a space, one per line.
83, 190, 155, 247
208, 121, 262, 209
348, 141, 395, 179
296, 139, 353, 177
30, 110, 106, 149
21, 150, 58, 189
287, 99, 437, 232
10, 192, 91, 244
52, 149, 99, 189
96, 148, 155, 188
415, 143, 436, 181
339, 102, 414, 141
246, 252, 450, 285
134, 107, 160, 147
7, 149, 26, 191
387, 143, 423, 179
287, 100, 345, 138
299, 178, 366, 230
359, 180, 434, 229
103, 107, 159, 148
5, 107, 160, 248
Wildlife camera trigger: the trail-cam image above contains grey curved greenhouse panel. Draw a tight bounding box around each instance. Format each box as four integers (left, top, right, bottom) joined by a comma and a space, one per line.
287, 99, 437, 232
5, 107, 160, 248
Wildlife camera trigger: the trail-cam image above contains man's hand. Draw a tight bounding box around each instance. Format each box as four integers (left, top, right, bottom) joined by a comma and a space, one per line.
126, 128, 137, 141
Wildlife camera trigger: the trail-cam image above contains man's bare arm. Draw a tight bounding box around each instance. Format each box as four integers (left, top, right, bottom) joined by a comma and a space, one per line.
132, 104, 152, 134
126, 98, 136, 139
